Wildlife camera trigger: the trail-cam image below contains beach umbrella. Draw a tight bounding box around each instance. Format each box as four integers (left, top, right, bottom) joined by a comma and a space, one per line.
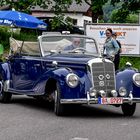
0, 10, 47, 30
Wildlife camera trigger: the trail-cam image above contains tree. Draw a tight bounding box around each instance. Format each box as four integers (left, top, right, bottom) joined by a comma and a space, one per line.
110, 0, 140, 22
1, 0, 140, 23
0, 0, 51, 12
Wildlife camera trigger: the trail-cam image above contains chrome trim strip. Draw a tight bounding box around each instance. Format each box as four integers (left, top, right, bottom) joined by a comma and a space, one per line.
60, 98, 98, 104
60, 98, 140, 104
7, 88, 44, 95
61, 99, 88, 104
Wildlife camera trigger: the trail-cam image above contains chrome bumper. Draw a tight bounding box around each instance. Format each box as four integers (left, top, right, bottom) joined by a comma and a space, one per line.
60, 97, 140, 104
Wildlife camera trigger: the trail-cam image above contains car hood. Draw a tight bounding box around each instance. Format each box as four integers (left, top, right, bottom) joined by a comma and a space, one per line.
45, 54, 97, 63
43, 54, 98, 69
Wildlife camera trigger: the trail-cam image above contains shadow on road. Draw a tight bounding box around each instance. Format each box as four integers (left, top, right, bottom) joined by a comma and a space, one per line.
10, 95, 135, 118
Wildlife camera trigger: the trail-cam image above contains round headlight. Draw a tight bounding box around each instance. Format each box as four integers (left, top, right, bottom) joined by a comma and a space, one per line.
133, 73, 140, 87
119, 87, 127, 96
66, 73, 79, 88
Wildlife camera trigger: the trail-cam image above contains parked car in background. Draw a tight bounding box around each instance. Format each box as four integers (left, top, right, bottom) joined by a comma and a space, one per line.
0, 34, 140, 116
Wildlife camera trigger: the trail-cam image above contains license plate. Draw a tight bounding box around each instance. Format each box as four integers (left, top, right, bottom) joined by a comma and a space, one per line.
98, 97, 123, 104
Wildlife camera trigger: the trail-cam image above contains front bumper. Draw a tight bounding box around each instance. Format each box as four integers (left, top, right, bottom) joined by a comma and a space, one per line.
60, 93, 140, 104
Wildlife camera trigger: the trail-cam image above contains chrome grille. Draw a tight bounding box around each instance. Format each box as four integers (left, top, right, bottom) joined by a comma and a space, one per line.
91, 62, 115, 95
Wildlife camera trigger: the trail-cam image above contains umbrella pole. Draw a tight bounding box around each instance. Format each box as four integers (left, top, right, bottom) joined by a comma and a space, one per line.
11, 27, 13, 37
35, 29, 38, 36
10, 25, 14, 37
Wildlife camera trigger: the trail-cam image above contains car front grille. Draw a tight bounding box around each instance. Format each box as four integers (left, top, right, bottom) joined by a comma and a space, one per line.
90, 61, 115, 96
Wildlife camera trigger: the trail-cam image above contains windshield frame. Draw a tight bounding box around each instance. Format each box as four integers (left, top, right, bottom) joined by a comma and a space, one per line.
38, 34, 100, 57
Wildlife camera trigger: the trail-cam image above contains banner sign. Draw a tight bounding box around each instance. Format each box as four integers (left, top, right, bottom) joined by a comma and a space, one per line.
85, 24, 140, 55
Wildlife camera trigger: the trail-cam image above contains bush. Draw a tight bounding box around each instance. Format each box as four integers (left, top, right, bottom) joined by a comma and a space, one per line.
0, 26, 37, 51
0, 26, 11, 50
120, 56, 140, 70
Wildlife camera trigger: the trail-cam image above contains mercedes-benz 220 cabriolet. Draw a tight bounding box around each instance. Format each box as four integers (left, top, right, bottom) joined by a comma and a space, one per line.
0, 34, 140, 116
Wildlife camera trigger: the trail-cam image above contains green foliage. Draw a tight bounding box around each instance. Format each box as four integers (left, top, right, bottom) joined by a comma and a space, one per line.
110, 9, 130, 23
110, 8, 139, 23
0, 0, 51, 12
110, 0, 140, 23
1, 0, 140, 25
103, 0, 123, 22
120, 56, 140, 70
0, 26, 11, 50
126, 14, 139, 23
0, 26, 37, 52
50, 14, 65, 30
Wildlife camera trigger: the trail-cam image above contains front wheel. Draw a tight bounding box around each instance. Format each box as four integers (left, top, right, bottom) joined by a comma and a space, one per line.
0, 81, 12, 103
121, 103, 136, 116
54, 83, 64, 116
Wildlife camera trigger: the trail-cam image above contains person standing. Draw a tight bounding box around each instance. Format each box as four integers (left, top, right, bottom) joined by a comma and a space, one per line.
103, 28, 119, 70
112, 32, 122, 70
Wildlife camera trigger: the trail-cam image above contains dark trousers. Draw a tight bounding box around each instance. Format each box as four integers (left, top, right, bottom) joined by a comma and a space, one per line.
113, 54, 120, 71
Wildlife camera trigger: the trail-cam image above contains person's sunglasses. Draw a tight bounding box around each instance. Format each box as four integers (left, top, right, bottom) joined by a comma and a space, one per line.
106, 32, 111, 35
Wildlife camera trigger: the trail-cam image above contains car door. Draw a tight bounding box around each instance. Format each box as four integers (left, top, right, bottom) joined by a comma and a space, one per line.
11, 41, 43, 91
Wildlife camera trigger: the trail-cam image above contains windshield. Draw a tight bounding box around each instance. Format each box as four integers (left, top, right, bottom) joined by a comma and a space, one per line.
40, 35, 99, 56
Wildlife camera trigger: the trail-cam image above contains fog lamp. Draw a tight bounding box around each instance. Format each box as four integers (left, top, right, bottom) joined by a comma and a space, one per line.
111, 90, 118, 97
119, 87, 127, 97
99, 90, 106, 97
89, 88, 97, 97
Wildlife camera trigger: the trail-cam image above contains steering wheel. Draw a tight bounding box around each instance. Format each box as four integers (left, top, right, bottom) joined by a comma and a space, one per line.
70, 48, 86, 53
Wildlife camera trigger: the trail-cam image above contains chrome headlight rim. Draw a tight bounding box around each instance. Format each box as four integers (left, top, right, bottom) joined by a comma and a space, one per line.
66, 73, 79, 88
133, 73, 140, 87
119, 87, 127, 97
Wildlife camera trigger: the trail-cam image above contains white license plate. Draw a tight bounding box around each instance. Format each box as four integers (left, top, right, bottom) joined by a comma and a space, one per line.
98, 97, 123, 104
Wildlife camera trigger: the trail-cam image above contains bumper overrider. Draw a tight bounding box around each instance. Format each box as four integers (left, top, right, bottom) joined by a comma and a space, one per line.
60, 92, 140, 105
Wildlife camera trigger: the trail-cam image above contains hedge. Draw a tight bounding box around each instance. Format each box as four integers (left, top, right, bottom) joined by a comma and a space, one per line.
120, 56, 140, 70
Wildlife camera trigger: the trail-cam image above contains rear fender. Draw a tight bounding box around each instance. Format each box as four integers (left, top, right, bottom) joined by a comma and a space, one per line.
0, 62, 11, 80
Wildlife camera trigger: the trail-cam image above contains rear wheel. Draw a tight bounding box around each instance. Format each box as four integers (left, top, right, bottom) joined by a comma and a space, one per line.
54, 83, 64, 116
0, 80, 12, 103
121, 103, 136, 116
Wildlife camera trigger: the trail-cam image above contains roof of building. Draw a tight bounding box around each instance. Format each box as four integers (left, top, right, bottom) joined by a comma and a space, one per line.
0, 5, 10, 10
31, 0, 90, 13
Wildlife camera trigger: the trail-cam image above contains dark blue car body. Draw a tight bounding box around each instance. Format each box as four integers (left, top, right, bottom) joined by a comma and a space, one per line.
0, 34, 140, 116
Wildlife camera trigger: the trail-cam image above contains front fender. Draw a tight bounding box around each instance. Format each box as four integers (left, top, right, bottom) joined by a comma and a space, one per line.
34, 68, 92, 99
116, 68, 140, 97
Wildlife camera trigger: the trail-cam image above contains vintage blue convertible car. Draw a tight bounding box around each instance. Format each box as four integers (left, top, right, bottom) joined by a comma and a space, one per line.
0, 34, 140, 116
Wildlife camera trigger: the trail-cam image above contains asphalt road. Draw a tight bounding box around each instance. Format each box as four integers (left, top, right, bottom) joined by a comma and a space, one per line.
0, 95, 140, 140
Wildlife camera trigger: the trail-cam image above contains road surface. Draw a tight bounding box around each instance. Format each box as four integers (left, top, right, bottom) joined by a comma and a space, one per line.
0, 95, 140, 140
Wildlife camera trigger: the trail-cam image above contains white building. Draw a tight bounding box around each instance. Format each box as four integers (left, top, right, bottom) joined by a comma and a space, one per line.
31, 0, 92, 27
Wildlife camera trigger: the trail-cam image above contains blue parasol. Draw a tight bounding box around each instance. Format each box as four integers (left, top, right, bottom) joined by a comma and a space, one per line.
0, 10, 47, 30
